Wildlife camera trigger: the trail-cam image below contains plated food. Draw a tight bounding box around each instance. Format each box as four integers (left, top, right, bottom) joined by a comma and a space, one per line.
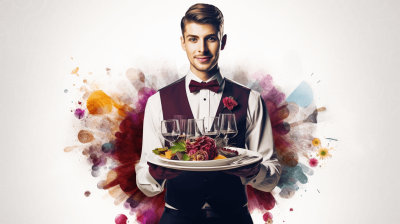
152, 136, 240, 161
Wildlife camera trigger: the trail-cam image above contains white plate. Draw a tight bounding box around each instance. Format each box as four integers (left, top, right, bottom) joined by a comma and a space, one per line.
146, 148, 262, 171
157, 149, 247, 167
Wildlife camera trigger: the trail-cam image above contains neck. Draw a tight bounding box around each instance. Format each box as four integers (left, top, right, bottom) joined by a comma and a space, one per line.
190, 64, 219, 81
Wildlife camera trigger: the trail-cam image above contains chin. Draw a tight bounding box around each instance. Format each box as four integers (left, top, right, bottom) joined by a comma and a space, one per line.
195, 65, 212, 72
193, 62, 217, 72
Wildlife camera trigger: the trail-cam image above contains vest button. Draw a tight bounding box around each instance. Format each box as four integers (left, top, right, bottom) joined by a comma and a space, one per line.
204, 177, 209, 181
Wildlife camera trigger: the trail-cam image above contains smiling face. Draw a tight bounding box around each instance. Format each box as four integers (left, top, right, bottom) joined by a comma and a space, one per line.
181, 22, 226, 79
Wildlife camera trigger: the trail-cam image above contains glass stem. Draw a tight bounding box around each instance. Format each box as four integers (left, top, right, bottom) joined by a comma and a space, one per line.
223, 138, 229, 147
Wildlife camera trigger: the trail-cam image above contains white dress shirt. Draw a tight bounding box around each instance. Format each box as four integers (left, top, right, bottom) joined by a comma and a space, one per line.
135, 70, 282, 209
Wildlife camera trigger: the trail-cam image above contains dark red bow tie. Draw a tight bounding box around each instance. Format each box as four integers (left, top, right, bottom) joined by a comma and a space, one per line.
189, 79, 220, 93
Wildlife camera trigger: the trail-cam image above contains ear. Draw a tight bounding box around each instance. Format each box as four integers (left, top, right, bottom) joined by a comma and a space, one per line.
180, 36, 186, 51
221, 34, 227, 50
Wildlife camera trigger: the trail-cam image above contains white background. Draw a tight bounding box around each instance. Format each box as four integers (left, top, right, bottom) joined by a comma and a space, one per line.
0, 0, 399, 223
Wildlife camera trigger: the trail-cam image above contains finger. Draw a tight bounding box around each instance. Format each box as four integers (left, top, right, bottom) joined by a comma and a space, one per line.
155, 166, 165, 176
165, 172, 181, 179
147, 162, 157, 170
222, 168, 238, 176
164, 168, 181, 176
245, 165, 260, 177
239, 161, 260, 170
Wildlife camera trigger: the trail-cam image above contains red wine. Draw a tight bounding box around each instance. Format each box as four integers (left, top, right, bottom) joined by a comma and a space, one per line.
220, 131, 238, 139
162, 133, 180, 142
204, 132, 219, 139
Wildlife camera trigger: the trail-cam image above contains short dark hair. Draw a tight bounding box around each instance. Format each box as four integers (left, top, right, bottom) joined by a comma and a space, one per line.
180, 3, 224, 38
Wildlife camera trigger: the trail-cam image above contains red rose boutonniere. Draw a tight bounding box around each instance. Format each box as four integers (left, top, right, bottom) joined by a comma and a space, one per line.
223, 96, 238, 111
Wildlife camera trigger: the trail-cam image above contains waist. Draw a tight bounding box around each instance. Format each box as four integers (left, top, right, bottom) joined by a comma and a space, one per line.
163, 204, 250, 219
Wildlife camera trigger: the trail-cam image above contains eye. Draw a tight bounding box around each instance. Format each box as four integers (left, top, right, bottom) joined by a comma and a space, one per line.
207, 37, 217, 41
189, 38, 197, 42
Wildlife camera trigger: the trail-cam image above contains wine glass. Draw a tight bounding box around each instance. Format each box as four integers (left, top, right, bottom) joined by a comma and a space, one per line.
203, 117, 220, 140
186, 119, 204, 143
173, 115, 188, 142
161, 119, 181, 146
219, 114, 238, 147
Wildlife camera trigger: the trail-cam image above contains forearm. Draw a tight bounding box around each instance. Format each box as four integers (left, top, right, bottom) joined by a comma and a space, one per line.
135, 92, 166, 197
241, 159, 281, 192
243, 91, 281, 192
135, 160, 166, 197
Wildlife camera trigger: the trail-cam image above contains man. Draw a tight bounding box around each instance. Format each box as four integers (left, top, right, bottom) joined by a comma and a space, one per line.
135, 3, 281, 224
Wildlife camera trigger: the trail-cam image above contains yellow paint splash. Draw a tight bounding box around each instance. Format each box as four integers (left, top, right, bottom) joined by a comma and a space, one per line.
71, 67, 79, 76
317, 147, 332, 160
312, 138, 321, 146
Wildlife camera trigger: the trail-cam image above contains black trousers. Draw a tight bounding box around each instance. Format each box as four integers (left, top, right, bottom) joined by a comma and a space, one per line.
159, 207, 254, 224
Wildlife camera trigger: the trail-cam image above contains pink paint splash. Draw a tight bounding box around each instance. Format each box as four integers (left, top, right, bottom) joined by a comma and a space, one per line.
136, 208, 159, 224
309, 158, 318, 167
263, 211, 273, 221
252, 73, 286, 105
115, 214, 128, 224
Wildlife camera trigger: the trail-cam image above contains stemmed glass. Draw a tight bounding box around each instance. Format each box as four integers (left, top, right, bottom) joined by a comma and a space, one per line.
203, 117, 220, 140
219, 114, 238, 147
173, 115, 188, 142
161, 119, 181, 146
186, 119, 204, 143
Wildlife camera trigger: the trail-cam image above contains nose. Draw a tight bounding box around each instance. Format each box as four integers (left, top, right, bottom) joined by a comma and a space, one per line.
198, 38, 208, 53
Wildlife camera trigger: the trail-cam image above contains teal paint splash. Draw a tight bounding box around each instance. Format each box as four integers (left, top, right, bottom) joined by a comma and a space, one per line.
286, 81, 313, 108
277, 163, 313, 199
325, 138, 338, 141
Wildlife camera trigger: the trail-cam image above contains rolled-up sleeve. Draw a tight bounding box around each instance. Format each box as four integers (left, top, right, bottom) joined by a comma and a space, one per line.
241, 91, 282, 192
135, 92, 167, 197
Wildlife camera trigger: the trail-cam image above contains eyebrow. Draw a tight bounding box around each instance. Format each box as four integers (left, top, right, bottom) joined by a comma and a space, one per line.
185, 34, 219, 39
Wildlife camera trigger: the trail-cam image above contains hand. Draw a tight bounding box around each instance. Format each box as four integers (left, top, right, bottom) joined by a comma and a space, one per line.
147, 162, 182, 180
222, 160, 262, 178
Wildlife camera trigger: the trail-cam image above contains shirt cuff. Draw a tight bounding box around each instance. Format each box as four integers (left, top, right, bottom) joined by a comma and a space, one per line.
138, 170, 166, 191
240, 164, 267, 186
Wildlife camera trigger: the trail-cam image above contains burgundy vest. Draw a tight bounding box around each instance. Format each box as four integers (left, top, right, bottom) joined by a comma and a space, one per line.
159, 76, 251, 218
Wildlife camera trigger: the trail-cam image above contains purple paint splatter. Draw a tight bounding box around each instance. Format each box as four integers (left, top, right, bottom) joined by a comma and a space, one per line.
74, 108, 85, 119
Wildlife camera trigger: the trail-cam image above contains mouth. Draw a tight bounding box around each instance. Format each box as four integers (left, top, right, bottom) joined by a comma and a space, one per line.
195, 56, 211, 63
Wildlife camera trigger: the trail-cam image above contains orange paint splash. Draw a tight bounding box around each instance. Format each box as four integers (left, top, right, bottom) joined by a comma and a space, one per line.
78, 130, 94, 143
87, 90, 114, 115
71, 67, 79, 76
64, 146, 80, 152
86, 90, 133, 117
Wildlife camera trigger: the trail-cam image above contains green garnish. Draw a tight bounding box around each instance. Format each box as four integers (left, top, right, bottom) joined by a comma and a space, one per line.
169, 141, 186, 154
152, 147, 168, 155
182, 153, 190, 161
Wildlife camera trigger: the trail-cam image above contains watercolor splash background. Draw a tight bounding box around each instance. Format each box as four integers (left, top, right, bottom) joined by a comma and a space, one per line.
2, 0, 400, 224
64, 64, 335, 224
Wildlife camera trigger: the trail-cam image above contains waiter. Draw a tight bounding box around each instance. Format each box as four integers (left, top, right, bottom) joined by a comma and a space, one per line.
135, 3, 281, 224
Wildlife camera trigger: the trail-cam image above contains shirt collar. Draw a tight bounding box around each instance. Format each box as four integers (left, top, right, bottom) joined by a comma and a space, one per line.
186, 69, 224, 86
